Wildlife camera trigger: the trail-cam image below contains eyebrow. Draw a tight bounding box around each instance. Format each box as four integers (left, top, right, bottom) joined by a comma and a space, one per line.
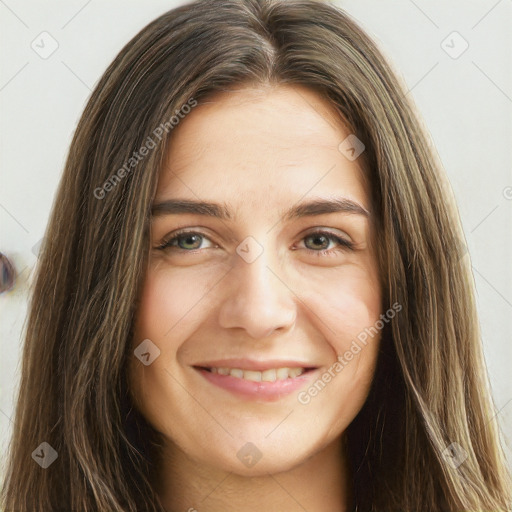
151, 197, 370, 220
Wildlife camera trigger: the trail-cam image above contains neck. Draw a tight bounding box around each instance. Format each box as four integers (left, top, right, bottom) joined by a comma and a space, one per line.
155, 435, 353, 512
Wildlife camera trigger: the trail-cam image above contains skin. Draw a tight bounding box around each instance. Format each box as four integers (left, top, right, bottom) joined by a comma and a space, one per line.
129, 84, 383, 512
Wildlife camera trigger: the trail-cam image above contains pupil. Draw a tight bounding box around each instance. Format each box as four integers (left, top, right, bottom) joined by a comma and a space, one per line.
307, 234, 328, 250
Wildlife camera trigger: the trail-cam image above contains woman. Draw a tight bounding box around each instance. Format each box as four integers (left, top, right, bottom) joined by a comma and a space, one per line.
1, 0, 510, 510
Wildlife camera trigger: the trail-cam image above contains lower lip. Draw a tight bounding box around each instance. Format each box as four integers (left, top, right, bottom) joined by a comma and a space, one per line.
195, 367, 318, 401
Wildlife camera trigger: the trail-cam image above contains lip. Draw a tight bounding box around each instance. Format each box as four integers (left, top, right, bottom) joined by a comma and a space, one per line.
193, 358, 319, 372
192, 360, 320, 401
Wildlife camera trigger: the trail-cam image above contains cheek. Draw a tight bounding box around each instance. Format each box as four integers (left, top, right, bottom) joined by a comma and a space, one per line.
133, 263, 219, 342
296, 265, 382, 417
128, 266, 215, 437
302, 261, 382, 347
129, 266, 211, 419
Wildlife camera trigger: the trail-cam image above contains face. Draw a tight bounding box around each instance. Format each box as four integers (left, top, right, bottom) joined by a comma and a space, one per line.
128, 84, 383, 476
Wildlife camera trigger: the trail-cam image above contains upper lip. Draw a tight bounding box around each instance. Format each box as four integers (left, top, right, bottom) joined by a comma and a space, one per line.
193, 358, 319, 371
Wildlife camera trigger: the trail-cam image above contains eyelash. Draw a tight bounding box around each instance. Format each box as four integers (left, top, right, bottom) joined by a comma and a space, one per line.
156, 229, 354, 256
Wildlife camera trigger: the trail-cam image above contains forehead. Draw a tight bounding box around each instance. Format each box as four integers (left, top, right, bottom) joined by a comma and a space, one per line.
155, 84, 369, 215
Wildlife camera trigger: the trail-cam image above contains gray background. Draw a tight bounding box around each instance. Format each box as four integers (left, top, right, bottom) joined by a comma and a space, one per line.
1, 0, 511, 476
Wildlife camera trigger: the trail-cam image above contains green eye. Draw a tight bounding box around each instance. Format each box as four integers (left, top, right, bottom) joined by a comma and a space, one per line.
157, 229, 353, 256
301, 231, 354, 256
158, 231, 211, 251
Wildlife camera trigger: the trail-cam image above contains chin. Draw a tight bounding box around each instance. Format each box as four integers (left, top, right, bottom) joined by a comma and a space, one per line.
189, 434, 321, 477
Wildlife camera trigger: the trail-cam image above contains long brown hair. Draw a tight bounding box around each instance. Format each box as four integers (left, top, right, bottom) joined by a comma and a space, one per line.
2, 0, 510, 510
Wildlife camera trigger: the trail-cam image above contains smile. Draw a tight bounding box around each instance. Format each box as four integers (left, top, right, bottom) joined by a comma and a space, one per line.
193, 363, 319, 401
204, 366, 307, 381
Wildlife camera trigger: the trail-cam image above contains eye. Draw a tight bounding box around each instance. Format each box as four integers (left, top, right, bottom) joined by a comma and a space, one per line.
299, 230, 354, 256
156, 230, 216, 252
156, 229, 354, 256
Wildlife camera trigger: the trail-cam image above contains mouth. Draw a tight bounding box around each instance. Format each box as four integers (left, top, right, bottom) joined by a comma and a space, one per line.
196, 365, 316, 381
192, 360, 319, 401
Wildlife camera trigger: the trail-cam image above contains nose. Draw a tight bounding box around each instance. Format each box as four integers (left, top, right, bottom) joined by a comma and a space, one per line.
218, 248, 297, 339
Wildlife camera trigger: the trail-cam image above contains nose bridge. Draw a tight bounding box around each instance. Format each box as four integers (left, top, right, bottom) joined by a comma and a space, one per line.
218, 239, 296, 338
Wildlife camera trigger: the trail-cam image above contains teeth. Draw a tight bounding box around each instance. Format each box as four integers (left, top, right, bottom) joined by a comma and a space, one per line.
261, 368, 277, 382
209, 367, 305, 380
276, 367, 289, 380
288, 367, 304, 378
243, 370, 262, 382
